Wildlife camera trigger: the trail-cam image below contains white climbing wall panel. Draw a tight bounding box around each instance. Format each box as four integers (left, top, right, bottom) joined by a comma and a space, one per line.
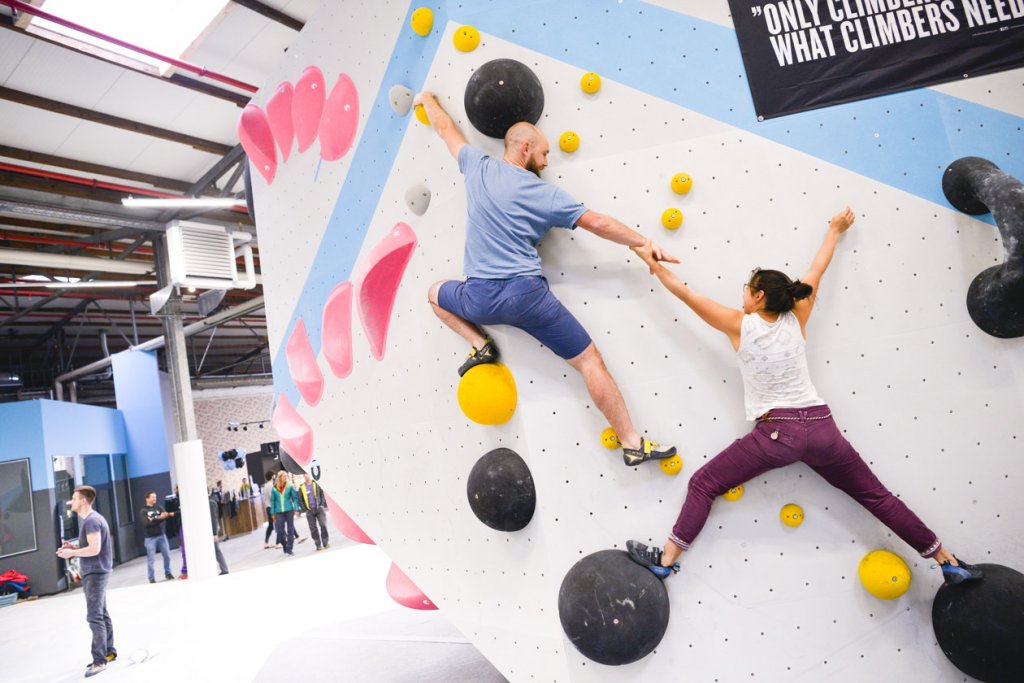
249, 1, 1024, 681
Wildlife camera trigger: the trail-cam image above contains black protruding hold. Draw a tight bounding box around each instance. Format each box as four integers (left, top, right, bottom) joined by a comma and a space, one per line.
278, 448, 304, 475
932, 563, 1024, 683
466, 448, 535, 532
464, 59, 544, 139
243, 157, 256, 222
942, 157, 1024, 338
558, 549, 670, 666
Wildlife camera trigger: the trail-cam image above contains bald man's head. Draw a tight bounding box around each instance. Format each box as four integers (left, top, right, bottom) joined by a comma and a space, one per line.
503, 122, 549, 176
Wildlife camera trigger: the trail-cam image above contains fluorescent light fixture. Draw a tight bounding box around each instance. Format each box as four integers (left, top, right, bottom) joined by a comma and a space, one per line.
122, 197, 246, 209
1, 280, 158, 290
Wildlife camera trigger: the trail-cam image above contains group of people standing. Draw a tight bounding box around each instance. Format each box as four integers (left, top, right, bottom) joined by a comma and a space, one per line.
261, 470, 330, 555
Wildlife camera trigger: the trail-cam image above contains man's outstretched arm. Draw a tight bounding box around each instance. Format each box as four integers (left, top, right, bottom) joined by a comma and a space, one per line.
576, 210, 680, 265
415, 91, 468, 160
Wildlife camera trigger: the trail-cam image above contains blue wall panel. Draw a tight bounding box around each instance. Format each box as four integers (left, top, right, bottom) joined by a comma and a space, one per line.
0, 401, 46, 491
111, 350, 172, 479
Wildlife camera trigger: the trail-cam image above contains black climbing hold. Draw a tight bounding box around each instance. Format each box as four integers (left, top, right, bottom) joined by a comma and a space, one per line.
558, 549, 670, 666
243, 157, 256, 222
279, 448, 305, 475
466, 448, 535, 532
464, 59, 544, 139
942, 157, 1024, 338
932, 563, 1024, 683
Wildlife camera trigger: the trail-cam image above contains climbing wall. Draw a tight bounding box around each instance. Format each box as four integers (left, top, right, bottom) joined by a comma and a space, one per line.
246, 1, 1024, 680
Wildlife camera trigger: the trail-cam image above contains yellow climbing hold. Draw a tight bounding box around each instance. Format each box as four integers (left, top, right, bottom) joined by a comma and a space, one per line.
580, 72, 601, 94
660, 454, 683, 476
671, 172, 693, 195
410, 7, 433, 36
661, 208, 683, 230
779, 503, 804, 527
600, 427, 620, 449
414, 104, 430, 125
858, 549, 912, 600
457, 363, 517, 425
723, 485, 744, 501
559, 131, 580, 153
453, 25, 480, 52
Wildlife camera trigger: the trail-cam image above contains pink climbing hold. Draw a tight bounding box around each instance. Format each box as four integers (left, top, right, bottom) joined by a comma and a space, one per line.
285, 318, 324, 406
319, 73, 359, 162
271, 394, 313, 466
322, 281, 353, 378
324, 492, 374, 545
386, 563, 437, 610
237, 104, 276, 184
293, 65, 326, 153
266, 81, 295, 162
354, 222, 418, 361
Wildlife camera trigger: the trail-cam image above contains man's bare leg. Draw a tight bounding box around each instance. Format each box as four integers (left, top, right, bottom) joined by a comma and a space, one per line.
428, 280, 488, 349
566, 342, 642, 450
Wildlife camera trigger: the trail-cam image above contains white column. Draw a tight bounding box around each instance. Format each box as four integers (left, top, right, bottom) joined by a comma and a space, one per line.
174, 440, 217, 581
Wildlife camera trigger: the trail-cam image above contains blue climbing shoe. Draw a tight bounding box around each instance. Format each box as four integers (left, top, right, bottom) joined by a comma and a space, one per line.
941, 557, 983, 586
457, 339, 499, 377
626, 540, 679, 580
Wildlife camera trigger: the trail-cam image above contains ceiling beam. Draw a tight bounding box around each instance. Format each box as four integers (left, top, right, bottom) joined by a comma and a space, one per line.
232, 0, 304, 31
0, 144, 195, 193
0, 86, 233, 155
0, 15, 249, 108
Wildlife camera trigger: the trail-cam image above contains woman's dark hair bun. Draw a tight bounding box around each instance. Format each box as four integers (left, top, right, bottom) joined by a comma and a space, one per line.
749, 269, 815, 312
788, 280, 814, 301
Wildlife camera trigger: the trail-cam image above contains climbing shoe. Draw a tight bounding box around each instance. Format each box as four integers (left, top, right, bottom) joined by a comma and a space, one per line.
622, 438, 676, 466
457, 338, 499, 377
105, 652, 117, 663
941, 557, 983, 586
84, 663, 106, 677
626, 540, 679, 580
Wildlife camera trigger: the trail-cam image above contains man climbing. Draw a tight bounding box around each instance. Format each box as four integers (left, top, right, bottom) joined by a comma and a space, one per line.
415, 91, 678, 466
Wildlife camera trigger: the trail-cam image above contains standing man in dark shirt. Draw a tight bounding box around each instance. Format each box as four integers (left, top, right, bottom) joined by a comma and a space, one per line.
140, 491, 175, 583
56, 486, 115, 678
296, 473, 329, 551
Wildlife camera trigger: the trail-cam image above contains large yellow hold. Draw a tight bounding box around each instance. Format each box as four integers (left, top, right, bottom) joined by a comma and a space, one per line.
858, 549, 912, 600
722, 485, 744, 501
414, 104, 430, 125
580, 72, 601, 94
779, 503, 804, 527
410, 7, 433, 36
453, 25, 480, 52
457, 363, 517, 424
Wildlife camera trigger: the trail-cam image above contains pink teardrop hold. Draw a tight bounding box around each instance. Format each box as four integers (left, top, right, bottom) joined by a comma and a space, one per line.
293, 65, 326, 153
322, 282, 353, 378
324, 493, 374, 545
386, 563, 437, 610
319, 73, 359, 161
266, 81, 295, 162
271, 394, 313, 466
285, 318, 324, 406
355, 222, 418, 361
237, 104, 276, 184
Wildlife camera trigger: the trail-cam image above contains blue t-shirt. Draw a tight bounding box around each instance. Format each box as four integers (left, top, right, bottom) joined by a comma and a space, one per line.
458, 145, 587, 278
78, 511, 112, 576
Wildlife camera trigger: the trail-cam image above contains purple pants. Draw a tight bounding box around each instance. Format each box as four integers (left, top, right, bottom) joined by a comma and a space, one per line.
669, 404, 942, 558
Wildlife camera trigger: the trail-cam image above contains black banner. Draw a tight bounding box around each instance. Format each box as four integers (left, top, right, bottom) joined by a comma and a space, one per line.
727, 0, 1024, 119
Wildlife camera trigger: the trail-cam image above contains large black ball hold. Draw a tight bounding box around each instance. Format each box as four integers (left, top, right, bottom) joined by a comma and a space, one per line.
558, 550, 670, 666
932, 563, 1024, 683
464, 59, 544, 139
466, 448, 535, 532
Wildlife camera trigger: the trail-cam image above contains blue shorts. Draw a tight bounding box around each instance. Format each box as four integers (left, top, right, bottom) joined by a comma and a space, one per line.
437, 276, 592, 360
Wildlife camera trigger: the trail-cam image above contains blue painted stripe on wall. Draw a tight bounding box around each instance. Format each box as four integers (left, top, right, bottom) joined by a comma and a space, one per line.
0, 401, 47, 491
271, 0, 1023, 401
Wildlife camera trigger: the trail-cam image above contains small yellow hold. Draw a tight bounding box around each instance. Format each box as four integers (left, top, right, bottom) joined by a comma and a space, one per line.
858, 549, 912, 600
723, 485, 744, 501
457, 363, 517, 425
671, 172, 693, 195
779, 503, 804, 527
661, 208, 683, 230
414, 104, 430, 125
660, 454, 683, 476
410, 7, 433, 36
453, 25, 480, 52
580, 72, 601, 94
600, 427, 620, 449
559, 131, 580, 153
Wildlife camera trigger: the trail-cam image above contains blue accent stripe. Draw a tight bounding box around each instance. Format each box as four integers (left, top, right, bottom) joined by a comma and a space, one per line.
272, 0, 1023, 401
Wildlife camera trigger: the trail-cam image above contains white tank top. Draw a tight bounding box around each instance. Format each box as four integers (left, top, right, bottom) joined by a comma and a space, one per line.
737, 311, 824, 420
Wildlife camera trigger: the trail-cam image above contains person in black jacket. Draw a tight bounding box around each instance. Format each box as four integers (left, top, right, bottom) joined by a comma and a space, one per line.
140, 491, 175, 583
295, 473, 330, 551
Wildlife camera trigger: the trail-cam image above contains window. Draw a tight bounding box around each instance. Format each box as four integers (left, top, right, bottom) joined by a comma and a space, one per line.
0, 460, 38, 559
111, 454, 133, 526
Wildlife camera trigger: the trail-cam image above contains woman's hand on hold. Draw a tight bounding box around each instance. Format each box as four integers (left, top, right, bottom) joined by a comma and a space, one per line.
829, 206, 855, 234
413, 91, 433, 107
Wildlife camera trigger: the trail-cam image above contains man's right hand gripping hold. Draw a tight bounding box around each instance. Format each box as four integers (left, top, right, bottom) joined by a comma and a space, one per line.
416, 91, 680, 466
